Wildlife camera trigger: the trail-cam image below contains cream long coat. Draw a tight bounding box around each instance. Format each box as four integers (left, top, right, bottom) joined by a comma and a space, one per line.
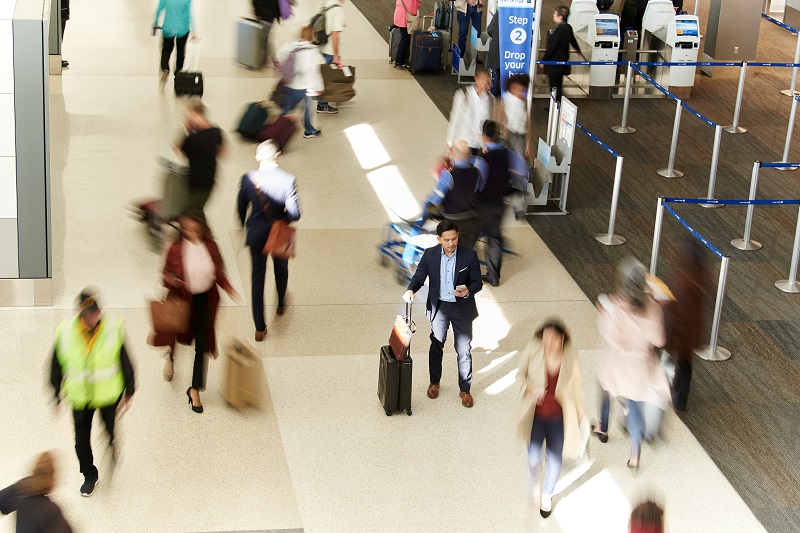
515, 340, 586, 460
596, 295, 672, 410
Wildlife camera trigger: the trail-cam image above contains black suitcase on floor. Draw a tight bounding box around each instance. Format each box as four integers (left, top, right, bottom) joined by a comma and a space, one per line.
378, 345, 413, 416
175, 71, 204, 97
409, 31, 443, 74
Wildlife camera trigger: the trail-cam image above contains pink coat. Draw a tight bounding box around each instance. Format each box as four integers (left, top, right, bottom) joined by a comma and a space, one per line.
596, 296, 672, 410
394, 0, 422, 28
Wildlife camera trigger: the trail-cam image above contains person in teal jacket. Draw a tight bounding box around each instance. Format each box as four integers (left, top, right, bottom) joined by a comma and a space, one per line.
154, 0, 194, 84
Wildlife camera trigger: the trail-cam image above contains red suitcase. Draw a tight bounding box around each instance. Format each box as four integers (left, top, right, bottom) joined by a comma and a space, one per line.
257, 115, 298, 150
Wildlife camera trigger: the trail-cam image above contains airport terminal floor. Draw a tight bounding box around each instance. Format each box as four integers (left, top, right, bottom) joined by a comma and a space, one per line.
0, 0, 795, 532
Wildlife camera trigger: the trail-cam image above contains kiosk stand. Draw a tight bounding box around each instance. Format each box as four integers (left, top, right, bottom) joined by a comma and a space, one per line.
587, 15, 621, 99
641, 0, 700, 99
527, 98, 577, 215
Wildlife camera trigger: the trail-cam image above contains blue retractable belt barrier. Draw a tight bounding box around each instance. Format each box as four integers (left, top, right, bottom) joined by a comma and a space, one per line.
633, 61, 742, 67
748, 61, 800, 68
680, 102, 716, 128
666, 197, 800, 205
630, 65, 679, 102
761, 161, 800, 168
662, 203, 725, 259
536, 60, 626, 66
762, 12, 800, 34
576, 123, 618, 158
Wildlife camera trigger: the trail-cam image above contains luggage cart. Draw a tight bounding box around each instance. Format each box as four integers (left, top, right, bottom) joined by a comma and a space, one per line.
377, 211, 439, 285
131, 157, 189, 249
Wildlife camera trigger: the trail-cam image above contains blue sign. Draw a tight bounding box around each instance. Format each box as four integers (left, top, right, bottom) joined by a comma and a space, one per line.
498, 0, 536, 93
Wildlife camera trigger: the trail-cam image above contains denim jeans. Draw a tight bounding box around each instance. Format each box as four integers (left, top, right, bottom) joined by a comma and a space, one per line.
528, 414, 564, 496
319, 53, 333, 108
457, 6, 482, 57
599, 390, 644, 460
282, 87, 315, 132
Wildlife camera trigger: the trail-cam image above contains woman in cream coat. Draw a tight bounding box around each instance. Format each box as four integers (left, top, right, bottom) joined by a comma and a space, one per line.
593, 257, 670, 469
516, 319, 586, 518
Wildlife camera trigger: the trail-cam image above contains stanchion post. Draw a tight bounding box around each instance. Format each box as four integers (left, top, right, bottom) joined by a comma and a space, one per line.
731, 162, 764, 251
701, 125, 724, 208
657, 99, 684, 178
779, 96, 800, 171
695, 256, 732, 361
650, 197, 665, 276
693, 0, 699, 16
612, 62, 636, 134
724, 62, 748, 134
547, 88, 558, 146
775, 206, 800, 293
595, 155, 627, 245
781, 32, 800, 97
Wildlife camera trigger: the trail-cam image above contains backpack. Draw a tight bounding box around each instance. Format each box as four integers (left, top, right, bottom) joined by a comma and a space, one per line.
280, 46, 299, 82
597, 0, 614, 10
311, 4, 339, 45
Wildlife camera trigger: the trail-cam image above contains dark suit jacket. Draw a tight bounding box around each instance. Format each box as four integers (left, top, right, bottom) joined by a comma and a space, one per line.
237, 169, 301, 249
407, 244, 483, 320
543, 23, 581, 77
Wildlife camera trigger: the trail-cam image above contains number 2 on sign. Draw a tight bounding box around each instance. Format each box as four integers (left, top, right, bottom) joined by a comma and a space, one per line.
510, 28, 526, 44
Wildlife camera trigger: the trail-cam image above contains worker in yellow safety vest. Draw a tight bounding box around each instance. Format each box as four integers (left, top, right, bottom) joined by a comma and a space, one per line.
49, 289, 135, 497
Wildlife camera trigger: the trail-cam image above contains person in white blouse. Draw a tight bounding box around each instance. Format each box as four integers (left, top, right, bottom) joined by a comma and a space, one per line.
446, 70, 494, 153
151, 210, 239, 413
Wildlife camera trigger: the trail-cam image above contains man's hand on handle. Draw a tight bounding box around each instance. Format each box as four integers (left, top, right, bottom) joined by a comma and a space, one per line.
403, 290, 414, 303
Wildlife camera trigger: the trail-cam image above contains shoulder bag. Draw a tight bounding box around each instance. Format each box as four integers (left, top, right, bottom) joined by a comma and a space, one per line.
401, 0, 421, 33
253, 176, 297, 259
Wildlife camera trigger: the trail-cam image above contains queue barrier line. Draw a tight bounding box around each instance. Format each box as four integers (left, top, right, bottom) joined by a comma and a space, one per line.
681, 101, 717, 128
630, 64, 679, 102
576, 123, 618, 158
665, 198, 800, 206
662, 203, 725, 258
761, 161, 800, 168
762, 12, 800, 34
633, 61, 742, 67
748, 61, 800, 68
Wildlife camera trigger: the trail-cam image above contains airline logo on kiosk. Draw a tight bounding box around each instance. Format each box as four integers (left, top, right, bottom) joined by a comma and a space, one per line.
498, 0, 535, 92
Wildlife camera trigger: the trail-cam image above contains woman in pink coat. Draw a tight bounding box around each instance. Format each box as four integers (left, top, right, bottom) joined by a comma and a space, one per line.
393, 0, 422, 70
592, 257, 670, 469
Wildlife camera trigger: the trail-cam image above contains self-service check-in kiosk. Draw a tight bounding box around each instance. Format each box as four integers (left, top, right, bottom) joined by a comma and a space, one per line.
642, 0, 699, 98
561, 0, 597, 97
586, 15, 621, 98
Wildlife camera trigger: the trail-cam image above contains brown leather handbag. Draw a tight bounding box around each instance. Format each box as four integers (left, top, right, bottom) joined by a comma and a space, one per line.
263, 219, 297, 259
389, 302, 415, 361
150, 294, 190, 334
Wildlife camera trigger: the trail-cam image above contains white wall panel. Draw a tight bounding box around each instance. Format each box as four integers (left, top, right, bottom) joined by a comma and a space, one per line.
0, 1, 17, 20
0, 20, 13, 93
0, 93, 14, 157
0, 157, 16, 218
0, 219, 19, 278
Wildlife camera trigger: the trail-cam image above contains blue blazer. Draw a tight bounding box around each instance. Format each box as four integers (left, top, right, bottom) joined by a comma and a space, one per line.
407, 244, 483, 320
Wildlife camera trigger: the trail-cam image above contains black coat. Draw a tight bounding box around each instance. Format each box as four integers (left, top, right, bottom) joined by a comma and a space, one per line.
0, 482, 73, 533
542, 22, 581, 77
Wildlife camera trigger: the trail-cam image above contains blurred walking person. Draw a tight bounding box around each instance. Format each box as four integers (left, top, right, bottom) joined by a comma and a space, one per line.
154, 0, 194, 85
494, 74, 532, 160
277, 26, 325, 138
515, 319, 585, 518
176, 103, 225, 213
664, 240, 708, 411
0, 452, 74, 532
151, 210, 238, 413
253, 0, 281, 67
592, 258, 670, 469
446, 70, 494, 152
238, 141, 301, 341
50, 290, 135, 496
630, 500, 665, 533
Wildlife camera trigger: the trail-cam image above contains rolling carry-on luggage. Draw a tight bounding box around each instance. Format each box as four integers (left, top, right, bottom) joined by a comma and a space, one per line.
223, 340, 263, 409
237, 102, 269, 139
434, 1, 451, 29
174, 41, 203, 97
409, 30, 443, 74
257, 115, 298, 150
378, 302, 414, 416
236, 17, 267, 69
159, 157, 190, 223
389, 26, 405, 64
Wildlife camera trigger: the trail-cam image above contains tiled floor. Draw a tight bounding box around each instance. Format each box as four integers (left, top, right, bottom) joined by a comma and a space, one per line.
0, 0, 770, 531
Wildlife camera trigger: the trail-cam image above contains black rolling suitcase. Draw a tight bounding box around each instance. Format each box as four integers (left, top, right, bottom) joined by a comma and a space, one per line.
409, 30, 443, 74
389, 26, 406, 64
378, 302, 414, 416
175, 41, 204, 97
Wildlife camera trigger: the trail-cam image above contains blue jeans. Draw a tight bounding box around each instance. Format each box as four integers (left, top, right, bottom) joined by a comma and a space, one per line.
528, 414, 564, 496
282, 87, 314, 132
319, 53, 333, 108
428, 301, 473, 393
599, 390, 644, 460
457, 6, 482, 57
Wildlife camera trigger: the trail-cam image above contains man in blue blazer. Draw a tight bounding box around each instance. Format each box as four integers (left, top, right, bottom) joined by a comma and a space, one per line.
403, 220, 483, 407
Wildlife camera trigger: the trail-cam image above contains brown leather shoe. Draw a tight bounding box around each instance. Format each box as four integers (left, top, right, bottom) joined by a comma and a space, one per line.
255, 328, 267, 342
427, 383, 440, 399
460, 391, 474, 408
276, 306, 285, 316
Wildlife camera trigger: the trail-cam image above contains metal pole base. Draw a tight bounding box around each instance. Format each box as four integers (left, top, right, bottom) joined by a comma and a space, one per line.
595, 233, 626, 246
775, 279, 800, 293
777, 166, 800, 172
656, 168, 684, 178
611, 126, 636, 134
730, 238, 763, 251
723, 125, 747, 134
781, 89, 800, 96
700, 202, 724, 209
695, 345, 732, 361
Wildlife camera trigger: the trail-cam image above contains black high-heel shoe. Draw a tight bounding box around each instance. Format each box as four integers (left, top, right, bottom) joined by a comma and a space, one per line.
186, 387, 203, 414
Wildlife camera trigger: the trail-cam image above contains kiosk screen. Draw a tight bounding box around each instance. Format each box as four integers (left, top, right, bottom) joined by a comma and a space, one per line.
675, 19, 699, 37
595, 19, 619, 37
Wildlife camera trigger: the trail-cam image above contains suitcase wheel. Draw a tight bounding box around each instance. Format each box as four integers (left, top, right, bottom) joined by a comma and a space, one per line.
406, 409, 412, 416
385, 409, 392, 416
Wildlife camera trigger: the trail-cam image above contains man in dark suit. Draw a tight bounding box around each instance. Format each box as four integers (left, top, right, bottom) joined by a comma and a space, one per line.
403, 220, 483, 407
539, 5, 585, 103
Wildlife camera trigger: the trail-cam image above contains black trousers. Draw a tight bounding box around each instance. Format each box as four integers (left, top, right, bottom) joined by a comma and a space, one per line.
161, 33, 189, 73
396, 27, 411, 67
191, 291, 210, 390
428, 301, 473, 393
250, 246, 289, 331
548, 73, 564, 103
673, 359, 692, 411
479, 203, 505, 283
73, 398, 119, 481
